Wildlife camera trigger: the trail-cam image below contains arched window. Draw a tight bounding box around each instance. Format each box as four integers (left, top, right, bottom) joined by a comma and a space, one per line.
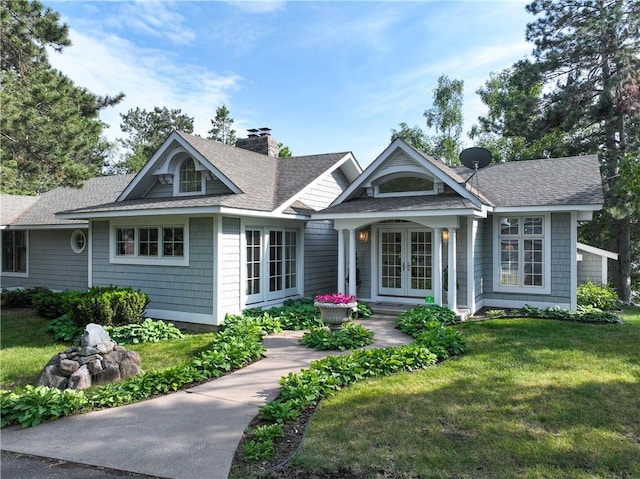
178, 158, 202, 193
377, 176, 435, 196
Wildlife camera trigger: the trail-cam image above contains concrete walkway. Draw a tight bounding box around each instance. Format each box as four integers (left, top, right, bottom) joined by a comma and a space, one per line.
1, 316, 412, 479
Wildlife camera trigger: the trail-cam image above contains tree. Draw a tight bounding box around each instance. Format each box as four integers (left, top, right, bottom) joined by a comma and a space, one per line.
207, 104, 236, 145
1, 0, 123, 194
116, 107, 194, 173
524, 0, 640, 301
390, 122, 430, 152
423, 75, 464, 165
277, 143, 293, 158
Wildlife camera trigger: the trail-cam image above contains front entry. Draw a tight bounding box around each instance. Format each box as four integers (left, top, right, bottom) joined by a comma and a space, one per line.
379, 227, 433, 297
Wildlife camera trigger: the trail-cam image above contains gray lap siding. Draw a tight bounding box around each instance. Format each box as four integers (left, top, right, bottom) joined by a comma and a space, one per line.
91, 218, 214, 316
1, 229, 88, 291
304, 220, 339, 296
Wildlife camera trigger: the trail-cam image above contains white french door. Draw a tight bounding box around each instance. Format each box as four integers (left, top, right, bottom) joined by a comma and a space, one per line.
379, 228, 433, 297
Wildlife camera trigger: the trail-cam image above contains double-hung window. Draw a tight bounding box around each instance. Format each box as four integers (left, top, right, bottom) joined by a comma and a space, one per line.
2, 230, 27, 276
496, 215, 548, 292
111, 223, 187, 266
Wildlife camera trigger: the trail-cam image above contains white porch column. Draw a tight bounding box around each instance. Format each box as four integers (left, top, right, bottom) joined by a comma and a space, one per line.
348, 228, 357, 296
337, 229, 346, 293
433, 227, 442, 305
447, 227, 457, 311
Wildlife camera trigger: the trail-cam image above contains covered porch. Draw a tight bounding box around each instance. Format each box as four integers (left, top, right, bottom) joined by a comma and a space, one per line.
332, 215, 475, 316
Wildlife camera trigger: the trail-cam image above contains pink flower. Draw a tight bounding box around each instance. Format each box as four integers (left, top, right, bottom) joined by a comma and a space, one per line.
314, 293, 357, 305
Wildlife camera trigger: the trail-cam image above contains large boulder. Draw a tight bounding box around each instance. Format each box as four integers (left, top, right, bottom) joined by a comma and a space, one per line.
36, 324, 143, 391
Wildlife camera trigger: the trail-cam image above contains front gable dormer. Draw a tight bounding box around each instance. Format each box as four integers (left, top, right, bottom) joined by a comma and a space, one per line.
330, 139, 480, 207
117, 131, 241, 202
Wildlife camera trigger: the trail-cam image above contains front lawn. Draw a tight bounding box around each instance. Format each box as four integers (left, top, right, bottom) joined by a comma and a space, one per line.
287, 307, 640, 479
0, 308, 216, 390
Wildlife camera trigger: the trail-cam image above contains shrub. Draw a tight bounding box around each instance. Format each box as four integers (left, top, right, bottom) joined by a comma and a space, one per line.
577, 281, 620, 311
33, 290, 85, 319
243, 424, 284, 461
70, 286, 149, 327
0, 386, 88, 428
299, 322, 374, 350
397, 305, 457, 336
520, 304, 622, 324
104, 318, 184, 344
48, 314, 84, 344
1, 287, 51, 308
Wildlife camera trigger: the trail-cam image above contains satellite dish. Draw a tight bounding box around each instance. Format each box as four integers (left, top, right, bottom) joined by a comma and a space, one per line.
459, 147, 492, 170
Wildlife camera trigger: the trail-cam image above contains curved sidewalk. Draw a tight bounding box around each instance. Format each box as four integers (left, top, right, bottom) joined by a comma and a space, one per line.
0, 316, 412, 479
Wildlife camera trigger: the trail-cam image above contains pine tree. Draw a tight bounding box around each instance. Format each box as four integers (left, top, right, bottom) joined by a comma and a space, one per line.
116, 107, 194, 173
207, 105, 236, 145
525, 0, 640, 301
1, 0, 123, 194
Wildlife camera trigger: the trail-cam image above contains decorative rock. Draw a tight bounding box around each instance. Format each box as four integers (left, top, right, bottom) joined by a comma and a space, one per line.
87, 358, 103, 375
35, 323, 142, 391
36, 365, 68, 390
81, 323, 112, 348
93, 362, 121, 385
68, 365, 91, 390
58, 359, 80, 376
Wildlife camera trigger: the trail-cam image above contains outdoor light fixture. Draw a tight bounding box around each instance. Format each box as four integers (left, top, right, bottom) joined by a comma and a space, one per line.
358, 230, 369, 242
442, 229, 449, 241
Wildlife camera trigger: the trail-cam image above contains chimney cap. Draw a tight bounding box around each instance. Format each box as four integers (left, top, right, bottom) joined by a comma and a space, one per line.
259, 127, 271, 137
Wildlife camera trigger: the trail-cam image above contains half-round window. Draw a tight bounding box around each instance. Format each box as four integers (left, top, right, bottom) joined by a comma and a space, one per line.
179, 158, 202, 193
378, 176, 434, 194
70, 229, 87, 254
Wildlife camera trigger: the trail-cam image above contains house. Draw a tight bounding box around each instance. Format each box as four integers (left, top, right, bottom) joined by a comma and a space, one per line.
1, 132, 609, 325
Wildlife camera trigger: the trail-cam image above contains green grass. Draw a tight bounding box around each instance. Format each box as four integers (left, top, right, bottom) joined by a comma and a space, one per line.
294, 307, 640, 479
0, 308, 217, 390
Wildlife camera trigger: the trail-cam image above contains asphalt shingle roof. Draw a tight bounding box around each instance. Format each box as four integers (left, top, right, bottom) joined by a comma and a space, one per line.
63, 133, 350, 216
320, 194, 479, 215
8, 175, 135, 226
1, 195, 39, 225
465, 155, 603, 207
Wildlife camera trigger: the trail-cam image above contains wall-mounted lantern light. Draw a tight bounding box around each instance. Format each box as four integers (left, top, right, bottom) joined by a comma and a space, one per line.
358, 230, 369, 242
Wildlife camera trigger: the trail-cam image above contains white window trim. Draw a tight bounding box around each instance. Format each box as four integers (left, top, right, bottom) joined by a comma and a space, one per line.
373, 172, 437, 198
492, 214, 551, 295
109, 218, 189, 266
173, 157, 206, 197
1, 229, 29, 278
70, 229, 87, 254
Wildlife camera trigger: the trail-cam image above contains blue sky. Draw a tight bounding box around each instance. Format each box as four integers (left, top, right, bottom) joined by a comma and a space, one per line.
47, 0, 535, 166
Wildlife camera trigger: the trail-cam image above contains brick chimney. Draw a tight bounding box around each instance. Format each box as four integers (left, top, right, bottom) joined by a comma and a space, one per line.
235, 128, 280, 157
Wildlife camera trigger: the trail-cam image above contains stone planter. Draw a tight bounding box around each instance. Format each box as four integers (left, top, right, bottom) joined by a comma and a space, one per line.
314, 301, 357, 330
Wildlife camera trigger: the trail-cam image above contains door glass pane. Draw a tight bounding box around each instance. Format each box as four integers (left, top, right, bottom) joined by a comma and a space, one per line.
269, 231, 283, 292
524, 239, 543, 286
381, 232, 402, 289
410, 231, 432, 290
246, 230, 261, 295
285, 231, 297, 289
500, 239, 519, 285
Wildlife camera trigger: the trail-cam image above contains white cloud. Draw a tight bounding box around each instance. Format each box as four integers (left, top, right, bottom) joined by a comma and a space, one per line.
48, 28, 243, 149
226, 0, 287, 14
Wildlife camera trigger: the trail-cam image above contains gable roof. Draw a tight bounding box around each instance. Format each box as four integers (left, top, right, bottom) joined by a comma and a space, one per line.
59, 132, 359, 219
316, 139, 603, 220
2, 175, 135, 227
458, 155, 603, 209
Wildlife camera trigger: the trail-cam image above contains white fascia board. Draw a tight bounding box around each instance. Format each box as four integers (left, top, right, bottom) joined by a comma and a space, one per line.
493, 204, 603, 213
59, 206, 309, 221
6, 223, 87, 230
577, 242, 619, 260
312, 208, 480, 221
273, 152, 355, 215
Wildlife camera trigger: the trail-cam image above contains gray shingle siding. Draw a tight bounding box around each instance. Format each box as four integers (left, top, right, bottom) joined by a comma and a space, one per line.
91, 218, 214, 316
455, 220, 468, 307
482, 213, 572, 305
474, 219, 487, 306
356, 232, 371, 299
1, 229, 88, 290
219, 217, 241, 314
577, 251, 604, 285
299, 169, 351, 211
304, 221, 338, 296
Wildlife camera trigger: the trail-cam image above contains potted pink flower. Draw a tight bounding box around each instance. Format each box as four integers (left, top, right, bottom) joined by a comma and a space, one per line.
314, 293, 358, 329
